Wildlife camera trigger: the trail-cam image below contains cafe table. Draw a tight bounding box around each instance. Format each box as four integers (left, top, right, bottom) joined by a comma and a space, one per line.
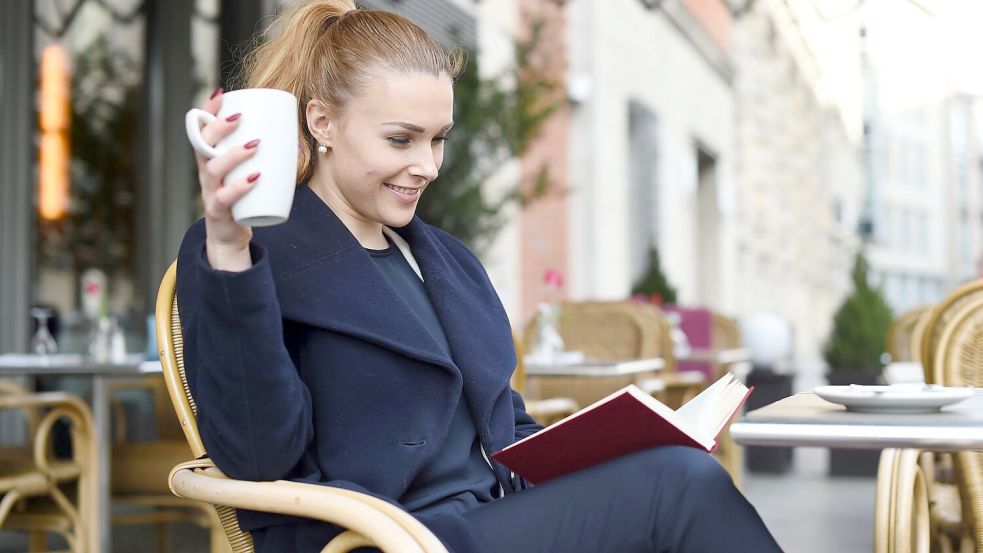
730, 391, 983, 451
731, 390, 983, 553
677, 347, 752, 368
523, 357, 665, 408
0, 353, 163, 553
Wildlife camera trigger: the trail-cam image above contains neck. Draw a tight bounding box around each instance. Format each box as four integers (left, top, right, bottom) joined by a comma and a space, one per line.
306, 179, 387, 250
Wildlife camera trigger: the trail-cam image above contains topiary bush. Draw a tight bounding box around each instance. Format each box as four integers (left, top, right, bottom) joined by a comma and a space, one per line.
823, 252, 894, 374
631, 247, 678, 305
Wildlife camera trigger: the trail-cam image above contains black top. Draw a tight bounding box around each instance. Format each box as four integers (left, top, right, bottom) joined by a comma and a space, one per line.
366, 240, 499, 514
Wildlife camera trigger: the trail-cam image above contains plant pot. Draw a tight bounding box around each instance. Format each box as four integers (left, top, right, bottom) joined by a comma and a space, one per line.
744, 368, 794, 474
826, 370, 883, 477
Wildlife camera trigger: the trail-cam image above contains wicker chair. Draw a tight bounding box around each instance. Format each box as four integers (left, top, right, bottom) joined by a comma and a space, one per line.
0, 382, 96, 553
919, 280, 983, 384
522, 301, 661, 407
886, 305, 932, 364
706, 312, 746, 487
874, 448, 931, 553
932, 295, 983, 552
156, 261, 448, 553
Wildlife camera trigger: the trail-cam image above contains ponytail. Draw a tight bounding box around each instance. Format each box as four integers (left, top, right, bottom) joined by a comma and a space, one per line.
240, 0, 463, 185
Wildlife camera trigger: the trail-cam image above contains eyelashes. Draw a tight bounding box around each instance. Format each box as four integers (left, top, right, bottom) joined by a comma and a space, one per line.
386, 135, 449, 146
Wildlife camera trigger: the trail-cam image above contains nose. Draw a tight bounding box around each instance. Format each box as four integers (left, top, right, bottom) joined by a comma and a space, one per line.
408, 145, 439, 183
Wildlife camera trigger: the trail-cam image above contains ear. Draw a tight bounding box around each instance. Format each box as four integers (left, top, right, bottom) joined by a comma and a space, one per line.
306, 99, 337, 148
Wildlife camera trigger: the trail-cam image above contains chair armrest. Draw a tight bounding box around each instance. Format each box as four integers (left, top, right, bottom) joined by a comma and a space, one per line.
0, 392, 94, 471
168, 460, 448, 553
0, 391, 91, 416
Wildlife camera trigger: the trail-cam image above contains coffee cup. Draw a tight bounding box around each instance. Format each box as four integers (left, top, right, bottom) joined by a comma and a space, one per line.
185, 88, 298, 226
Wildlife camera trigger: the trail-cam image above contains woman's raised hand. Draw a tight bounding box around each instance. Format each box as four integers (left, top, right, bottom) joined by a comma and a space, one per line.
195, 88, 261, 272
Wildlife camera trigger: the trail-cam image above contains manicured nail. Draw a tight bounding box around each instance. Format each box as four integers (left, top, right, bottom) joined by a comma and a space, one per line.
244, 139, 261, 149
225, 113, 241, 122
247, 172, 261, 183
298, 142, 303, 151
210, 87, 224, 100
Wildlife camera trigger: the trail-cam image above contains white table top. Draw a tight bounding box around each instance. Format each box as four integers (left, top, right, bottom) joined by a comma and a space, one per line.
524, 357, 664, 377
677, 348, 751, 365
731, 391, 983, 452
0, 353, 158, 376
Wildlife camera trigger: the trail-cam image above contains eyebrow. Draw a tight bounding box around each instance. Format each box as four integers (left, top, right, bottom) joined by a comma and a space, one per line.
383, 121, 454, 133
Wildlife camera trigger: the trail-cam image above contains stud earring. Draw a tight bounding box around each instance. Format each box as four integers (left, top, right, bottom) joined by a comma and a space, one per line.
317, 142, 328, 155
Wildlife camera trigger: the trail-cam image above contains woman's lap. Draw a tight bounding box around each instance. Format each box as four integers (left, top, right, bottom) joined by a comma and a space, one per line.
460, 446, 783, 553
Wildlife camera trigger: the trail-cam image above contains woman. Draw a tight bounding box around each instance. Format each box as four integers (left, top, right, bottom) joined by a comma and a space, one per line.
178, 1, 784, 551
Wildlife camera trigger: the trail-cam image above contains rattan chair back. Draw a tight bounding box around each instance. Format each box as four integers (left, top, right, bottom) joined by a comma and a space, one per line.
885, 305, 931, 363
920, 279, 983, 383
523, 300, 662, 361
155, 261, 255, 553
932, 295, 983, 552
710, 313, 741, 352
511, 331, 526, 394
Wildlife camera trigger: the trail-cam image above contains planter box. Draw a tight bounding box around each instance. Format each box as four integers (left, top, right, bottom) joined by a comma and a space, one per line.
745, 369, 794, 474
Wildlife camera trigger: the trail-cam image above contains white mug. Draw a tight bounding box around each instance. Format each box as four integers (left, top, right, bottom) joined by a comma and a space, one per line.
185, 88, 299, 226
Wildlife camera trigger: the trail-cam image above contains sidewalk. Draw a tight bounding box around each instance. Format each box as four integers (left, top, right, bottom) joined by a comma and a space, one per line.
745, 448, 876, 552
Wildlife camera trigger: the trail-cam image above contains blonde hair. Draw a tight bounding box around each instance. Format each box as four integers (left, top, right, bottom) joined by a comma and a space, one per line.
241, 0, 464, 185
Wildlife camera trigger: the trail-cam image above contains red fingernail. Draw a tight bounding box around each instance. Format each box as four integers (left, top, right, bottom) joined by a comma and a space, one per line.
210, 87, 224, 100
247, 172, 261, 183
244, 139, 260, 149
225, 113, 241, 122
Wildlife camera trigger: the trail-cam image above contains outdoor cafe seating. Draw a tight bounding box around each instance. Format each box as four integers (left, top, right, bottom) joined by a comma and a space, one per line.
0, 381, 95, 552
885, 280, 983, 553
521, 299, 746, 485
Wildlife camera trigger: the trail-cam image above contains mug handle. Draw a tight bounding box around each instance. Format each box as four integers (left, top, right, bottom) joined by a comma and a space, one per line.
185, 108, 220, 157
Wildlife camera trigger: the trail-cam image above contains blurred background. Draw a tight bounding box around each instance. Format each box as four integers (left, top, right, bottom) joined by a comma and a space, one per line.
4, 0, 982, 370
2, 0, 982, 551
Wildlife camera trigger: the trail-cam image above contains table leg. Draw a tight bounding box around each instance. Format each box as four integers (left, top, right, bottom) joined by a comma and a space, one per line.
92, 375, 111, 553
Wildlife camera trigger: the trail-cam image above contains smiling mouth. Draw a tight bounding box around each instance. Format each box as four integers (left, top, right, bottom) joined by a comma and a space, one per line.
385, 183, 421, 195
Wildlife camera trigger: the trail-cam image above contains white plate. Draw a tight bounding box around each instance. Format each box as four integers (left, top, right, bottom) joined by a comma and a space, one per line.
813, 385, 975, 414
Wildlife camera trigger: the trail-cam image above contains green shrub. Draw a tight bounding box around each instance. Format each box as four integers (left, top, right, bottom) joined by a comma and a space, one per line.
823, 252, 894, 374
631, 247, 678, 305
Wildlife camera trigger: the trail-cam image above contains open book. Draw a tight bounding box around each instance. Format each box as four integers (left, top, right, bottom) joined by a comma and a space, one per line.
492, 372, 752, 484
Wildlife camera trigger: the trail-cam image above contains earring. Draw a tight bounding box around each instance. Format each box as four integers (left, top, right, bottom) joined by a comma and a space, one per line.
317, 142, 328, 155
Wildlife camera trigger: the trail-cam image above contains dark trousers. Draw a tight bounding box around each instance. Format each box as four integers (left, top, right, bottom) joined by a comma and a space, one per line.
459, 446, 783, 553
259, 446, 783, 553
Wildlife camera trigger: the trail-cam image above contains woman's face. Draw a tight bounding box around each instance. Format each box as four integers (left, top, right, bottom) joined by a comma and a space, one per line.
310, 68, 454, 244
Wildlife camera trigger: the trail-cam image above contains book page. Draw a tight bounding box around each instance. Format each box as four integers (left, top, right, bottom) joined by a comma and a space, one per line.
673, 372, 749, 441
627, 386, 710, 448
706, 380, 750, 439
675, 372, 733, 434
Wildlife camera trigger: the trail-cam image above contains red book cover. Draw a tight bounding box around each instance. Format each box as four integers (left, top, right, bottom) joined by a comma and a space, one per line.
492, 383, 752, 484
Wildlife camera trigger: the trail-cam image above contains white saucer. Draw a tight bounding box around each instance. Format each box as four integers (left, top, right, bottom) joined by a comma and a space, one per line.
814, 385, 975, 414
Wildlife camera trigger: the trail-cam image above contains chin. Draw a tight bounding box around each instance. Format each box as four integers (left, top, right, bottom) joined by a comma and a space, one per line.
381, 209, 416, 229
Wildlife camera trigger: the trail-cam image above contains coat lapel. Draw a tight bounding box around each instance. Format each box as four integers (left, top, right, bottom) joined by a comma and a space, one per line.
253, 186, 457, 372
254, 185, 517, 448
392, 221, 517, 433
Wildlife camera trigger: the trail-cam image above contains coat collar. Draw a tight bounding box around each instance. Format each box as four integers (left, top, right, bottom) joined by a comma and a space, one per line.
252, 185, 517, 412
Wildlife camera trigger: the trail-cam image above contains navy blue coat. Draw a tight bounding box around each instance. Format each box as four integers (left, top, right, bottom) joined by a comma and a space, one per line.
176, 185, 542, 551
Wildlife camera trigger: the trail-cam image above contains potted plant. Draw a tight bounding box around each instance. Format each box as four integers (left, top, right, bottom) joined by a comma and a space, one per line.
631, 247, 678, 306
823, 251, 893, 476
